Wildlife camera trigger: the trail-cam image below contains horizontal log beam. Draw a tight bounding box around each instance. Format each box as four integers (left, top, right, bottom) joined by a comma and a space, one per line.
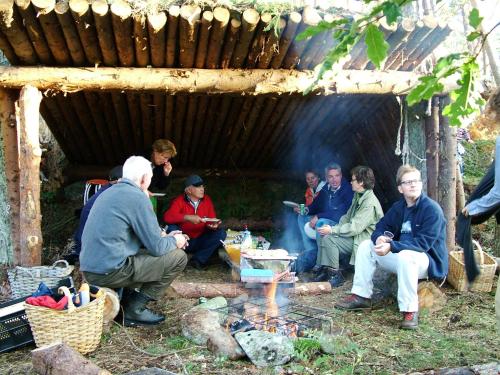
63, 164, 302, 183
0, 66, 456, 95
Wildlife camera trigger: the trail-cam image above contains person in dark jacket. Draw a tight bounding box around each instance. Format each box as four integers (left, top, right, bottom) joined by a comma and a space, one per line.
64, 165, 123, 265
148, 139, 177, 193
335, 165, 447, 330
295, 162, 354, 273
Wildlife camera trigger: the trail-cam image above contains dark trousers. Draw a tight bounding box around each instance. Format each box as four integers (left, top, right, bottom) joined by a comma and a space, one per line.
169, 225, 227, 265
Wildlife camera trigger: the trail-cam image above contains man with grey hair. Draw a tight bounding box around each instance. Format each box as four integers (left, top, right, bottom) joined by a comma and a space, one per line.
295, 162, 353, 273
80, 156, 188, 327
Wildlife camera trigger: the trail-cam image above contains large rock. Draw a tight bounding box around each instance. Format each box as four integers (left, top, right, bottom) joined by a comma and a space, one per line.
181, 308, 221, 345
193, 296, 228, 324
234, 331, 294, 367
207, 329, 245, 360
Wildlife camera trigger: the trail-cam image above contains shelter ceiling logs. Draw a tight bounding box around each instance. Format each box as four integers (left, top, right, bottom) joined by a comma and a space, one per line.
0, 0, 452, 172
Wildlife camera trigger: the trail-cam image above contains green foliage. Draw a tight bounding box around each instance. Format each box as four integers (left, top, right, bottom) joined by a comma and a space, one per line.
468, 8, 483, 29
304, 1, 495, 127
462, 139, 495, 181
164, 335, 191, 350
293, 337, 323, 362
443, 61, 484, 126
365, 24, 389, 69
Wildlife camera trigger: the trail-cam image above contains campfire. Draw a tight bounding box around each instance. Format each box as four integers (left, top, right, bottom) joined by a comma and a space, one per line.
219, 282, 334, 338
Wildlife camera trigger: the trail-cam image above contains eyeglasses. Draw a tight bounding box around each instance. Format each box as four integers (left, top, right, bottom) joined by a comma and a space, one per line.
400, 179, 422, 186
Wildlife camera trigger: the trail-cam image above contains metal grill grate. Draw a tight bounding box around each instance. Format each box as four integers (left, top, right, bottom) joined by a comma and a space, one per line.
215, 297, 334, 336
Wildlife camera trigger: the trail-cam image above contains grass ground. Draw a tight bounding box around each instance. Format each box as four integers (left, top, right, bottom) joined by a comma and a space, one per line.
0, 262, 498, 374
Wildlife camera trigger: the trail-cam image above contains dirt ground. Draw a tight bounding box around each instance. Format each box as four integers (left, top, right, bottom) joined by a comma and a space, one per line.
1, 261, 498, 375
1, 177, 497, 374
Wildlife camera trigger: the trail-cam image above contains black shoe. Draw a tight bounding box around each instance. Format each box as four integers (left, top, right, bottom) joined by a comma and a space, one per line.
312, 267, 332, 282
123, 290, 165, 327
189, 259, 207, 270
328, 270, 345, 288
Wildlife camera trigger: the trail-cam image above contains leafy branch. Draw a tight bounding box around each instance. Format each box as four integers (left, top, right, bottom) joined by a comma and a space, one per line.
305, 0, 495, 126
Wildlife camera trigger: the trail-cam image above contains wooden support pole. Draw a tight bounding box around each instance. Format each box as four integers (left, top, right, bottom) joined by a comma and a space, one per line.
425, 96, 439, 200
0, 67, 457, 95
0, 88, 18, 265
16, 86, 43, 266
438, 95, 457, 252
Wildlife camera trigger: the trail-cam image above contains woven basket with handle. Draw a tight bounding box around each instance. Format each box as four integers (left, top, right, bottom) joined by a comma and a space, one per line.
448, 240, 497, 292
8, 260, 74, 298
24, 289, 105, 354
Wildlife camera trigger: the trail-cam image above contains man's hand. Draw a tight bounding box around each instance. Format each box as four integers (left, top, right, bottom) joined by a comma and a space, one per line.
163, 161, 172, 176
373, 242, 391, 256
317, 225, 333, 236
293, 207, 300, 214
462, 206, 469, 217
309, 215, 319, 229
375, 235, 392, 245
173, 233, 188, 249
184, 215, 202, 224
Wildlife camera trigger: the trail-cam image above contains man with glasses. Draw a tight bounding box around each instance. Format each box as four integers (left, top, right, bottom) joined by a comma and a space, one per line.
335, 165, 448, 330
163, 175, 226, 270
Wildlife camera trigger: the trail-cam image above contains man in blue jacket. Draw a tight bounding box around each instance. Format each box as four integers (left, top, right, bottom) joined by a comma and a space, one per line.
335, 165, 448, 330
295, 162, 354, 273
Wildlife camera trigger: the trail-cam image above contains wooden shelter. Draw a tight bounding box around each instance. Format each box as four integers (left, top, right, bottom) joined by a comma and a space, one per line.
0, 0, 457, 266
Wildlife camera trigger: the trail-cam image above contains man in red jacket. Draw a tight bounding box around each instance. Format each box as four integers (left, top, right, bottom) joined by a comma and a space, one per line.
163, 175, 226, 269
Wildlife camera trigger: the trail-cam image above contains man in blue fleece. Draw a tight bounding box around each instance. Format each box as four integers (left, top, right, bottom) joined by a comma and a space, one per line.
335, 165, 448, 330
80, 156, 188, 327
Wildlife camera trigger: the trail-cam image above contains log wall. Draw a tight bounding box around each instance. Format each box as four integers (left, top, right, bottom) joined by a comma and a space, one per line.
0, 2, 452, 171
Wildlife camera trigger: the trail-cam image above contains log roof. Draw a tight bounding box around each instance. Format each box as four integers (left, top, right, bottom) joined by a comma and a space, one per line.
0, 1, 451, 182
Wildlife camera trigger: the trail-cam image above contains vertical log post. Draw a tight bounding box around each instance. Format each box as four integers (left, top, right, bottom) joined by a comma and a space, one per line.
14, 86, 43, 266
438, 95, 457, 252
0, 88, 18, 265
425, 96, 439, 200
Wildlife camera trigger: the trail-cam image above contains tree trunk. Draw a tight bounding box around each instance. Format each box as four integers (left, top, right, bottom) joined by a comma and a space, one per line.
425, 96, 440, 200
438, 95, 457, 252
16, 86, 43, 266
32, 342, 111, 375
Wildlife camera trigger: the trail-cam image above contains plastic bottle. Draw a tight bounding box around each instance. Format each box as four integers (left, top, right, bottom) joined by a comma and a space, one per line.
241, 225, 252, 250
79, 283, 90, 306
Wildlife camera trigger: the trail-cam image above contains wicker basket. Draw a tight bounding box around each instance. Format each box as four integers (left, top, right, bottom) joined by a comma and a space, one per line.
448, 240, 497, 292
8, 260, 74, 298
24, 290, 105, 354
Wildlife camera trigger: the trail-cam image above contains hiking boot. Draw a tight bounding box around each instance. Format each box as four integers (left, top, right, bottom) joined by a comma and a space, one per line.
328, 270, 345, 287
311, 264, 323, 273
123, 290, 165, 327
312, 267, 332, 282
400, 311, 419, 330
335, 294, 371, 310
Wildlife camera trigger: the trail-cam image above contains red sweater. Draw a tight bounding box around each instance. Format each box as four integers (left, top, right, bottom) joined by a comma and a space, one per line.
163, 194, 217, 239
